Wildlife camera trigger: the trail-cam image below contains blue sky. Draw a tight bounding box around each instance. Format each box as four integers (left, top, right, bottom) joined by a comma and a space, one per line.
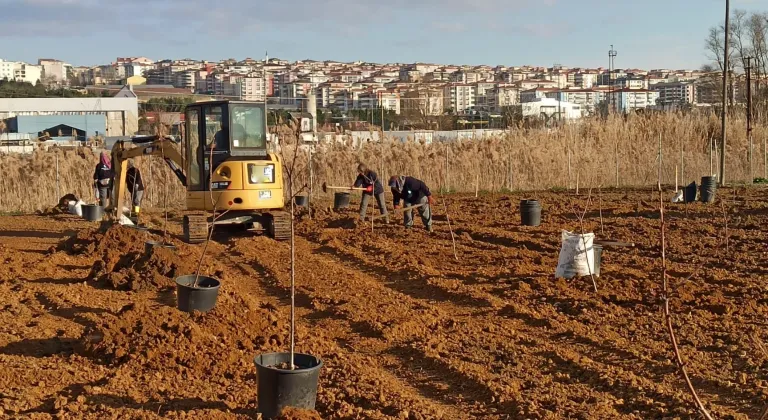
0, 0, 765, 69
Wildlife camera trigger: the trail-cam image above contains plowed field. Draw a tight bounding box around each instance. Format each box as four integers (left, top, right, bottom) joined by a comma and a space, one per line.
1, 188, 767, 419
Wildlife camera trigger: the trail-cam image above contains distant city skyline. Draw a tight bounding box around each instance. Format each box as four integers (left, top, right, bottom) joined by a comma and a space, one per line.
0, 0, 765, 69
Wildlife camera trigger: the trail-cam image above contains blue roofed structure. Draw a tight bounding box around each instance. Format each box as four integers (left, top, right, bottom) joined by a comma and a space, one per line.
9, 115, 107, 140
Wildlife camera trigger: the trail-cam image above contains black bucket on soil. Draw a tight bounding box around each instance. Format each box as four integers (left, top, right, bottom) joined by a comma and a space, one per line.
254, 352, 323, 419
683, 182, 697, 203
593, 244, 603, 277
333, 192, 351, 210
81, 204, 103, 221
520, 199, 542, 227
175, 275, 220, 313
144, 241, 177, 255
294, 195, 309, 207
700, 176, 717, 203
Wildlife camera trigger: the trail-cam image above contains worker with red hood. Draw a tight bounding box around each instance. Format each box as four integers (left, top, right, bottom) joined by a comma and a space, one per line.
93, 151, 114, 207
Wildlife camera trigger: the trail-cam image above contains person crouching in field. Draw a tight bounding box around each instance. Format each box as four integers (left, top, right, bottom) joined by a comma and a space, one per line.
126, 160, 145, 216
354, 163, 389, 223
388, 175, 434, 232
93, 151, 114, 208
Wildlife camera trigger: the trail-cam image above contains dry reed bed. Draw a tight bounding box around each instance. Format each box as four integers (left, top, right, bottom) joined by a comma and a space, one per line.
0, 113, 764, 213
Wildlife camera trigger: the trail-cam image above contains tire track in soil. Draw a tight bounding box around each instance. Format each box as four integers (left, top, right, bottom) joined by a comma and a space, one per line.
303, 219, 758, 418
298, 228, 639, 418
224, 237, 470, 419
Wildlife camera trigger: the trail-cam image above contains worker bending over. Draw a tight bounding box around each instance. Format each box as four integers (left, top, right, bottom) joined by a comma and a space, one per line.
354, 163, 389, 223
388, 175, 434, 232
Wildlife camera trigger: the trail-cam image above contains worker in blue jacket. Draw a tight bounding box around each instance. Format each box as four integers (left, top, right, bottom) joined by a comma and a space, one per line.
388, 175, 434, 232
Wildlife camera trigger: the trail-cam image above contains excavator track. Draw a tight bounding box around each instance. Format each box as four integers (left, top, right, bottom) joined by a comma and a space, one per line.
266, 211, 291, 241
183, 214, 209, 244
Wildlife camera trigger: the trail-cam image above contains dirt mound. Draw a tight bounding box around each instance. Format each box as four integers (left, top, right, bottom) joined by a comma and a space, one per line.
81, 292, 283, 383
88, 244, 199, 291
58, 224, 148, 256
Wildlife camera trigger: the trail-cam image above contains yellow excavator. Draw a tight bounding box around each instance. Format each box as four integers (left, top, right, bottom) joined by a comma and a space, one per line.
108, 100, 290, 243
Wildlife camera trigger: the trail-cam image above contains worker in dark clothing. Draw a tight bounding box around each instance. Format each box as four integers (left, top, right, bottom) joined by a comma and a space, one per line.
353, 163, 389, 223
93, 151, 114, 207
126, 160, 145, 216
388, 175, 434, 232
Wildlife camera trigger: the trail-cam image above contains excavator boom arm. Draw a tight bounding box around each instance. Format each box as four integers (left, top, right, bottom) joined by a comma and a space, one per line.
109, 136, 186, 214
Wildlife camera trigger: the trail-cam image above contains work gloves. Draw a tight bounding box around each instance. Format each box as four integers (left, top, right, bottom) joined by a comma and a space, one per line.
428, 196, 435, 205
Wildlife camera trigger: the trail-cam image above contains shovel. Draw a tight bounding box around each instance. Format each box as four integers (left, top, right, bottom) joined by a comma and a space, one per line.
322, 182, 368, 193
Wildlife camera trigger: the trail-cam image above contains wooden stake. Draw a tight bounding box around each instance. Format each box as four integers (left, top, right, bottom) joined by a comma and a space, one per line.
576, 172, 580, 196
675, 165, 678, 192
475, 173, 479, 198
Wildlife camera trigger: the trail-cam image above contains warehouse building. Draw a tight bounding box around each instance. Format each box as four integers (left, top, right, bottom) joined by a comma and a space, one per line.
0, 97, 139, 138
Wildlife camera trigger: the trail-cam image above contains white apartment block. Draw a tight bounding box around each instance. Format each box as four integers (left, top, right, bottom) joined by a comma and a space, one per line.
0, 59, 17, 81
574, 72, 599, 89
546, 89, 605, 113
653, 81, 697, 107
16, 64, 43, 85
443, 84, 476, 114
612, 89, 660, 113
235, 76, 266, 101
0, 60, 43, 85
488, 86, 520, 111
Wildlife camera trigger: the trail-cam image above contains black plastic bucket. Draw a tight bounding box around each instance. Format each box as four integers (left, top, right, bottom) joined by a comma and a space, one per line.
520, 199, 542, 227
175, 275, 220, 313
254, 352, 323, 419
145, 241, 177, 255
333, 192, 351, 210
81, 204, 103, 221
700, 176, 717, 203
593, 244, 603, 277
683, 182, 697, 203
294, 195, 309, 207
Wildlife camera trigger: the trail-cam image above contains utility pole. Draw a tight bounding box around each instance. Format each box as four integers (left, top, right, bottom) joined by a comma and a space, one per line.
746, 56, 753, 183
609, 45, 617, 114
720, 0, 730, 185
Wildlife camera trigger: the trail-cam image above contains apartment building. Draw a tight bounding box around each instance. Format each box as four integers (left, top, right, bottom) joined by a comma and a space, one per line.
0, 59, 18, 81
545, 89, 604, 114
520, 87, 559, 103
610, 89, 660, 113
235, 76, 266, 101
15, 63, 43, 85
574, 72, 599, 89
401, 88, 445, 116
443, 84, 477, 114
357, 90, 401, 114
653, 81, 697, 107
488, 85, 520, 111
38, 58, 70, 83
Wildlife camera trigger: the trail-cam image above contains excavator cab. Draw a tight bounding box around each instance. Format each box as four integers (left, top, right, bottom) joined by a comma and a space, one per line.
110, 100, 290, 243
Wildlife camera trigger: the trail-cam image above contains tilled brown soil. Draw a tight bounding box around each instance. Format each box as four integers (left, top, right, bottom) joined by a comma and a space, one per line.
1, 188, 767, 419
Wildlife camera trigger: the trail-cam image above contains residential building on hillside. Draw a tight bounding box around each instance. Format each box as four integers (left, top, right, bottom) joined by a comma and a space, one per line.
488, 85, 520, 111
38, 59, 69, 83
545, 89, 605, 114
0, 59, 17, 81
609, 89, 660, 113
401, 88, 444, 116
15, 64, 43, 85
235, 75, 266, 101
575, 72, 599, 89
653, 81, 697, 107
443, 84, 476, 114
522, 98, 582, 120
